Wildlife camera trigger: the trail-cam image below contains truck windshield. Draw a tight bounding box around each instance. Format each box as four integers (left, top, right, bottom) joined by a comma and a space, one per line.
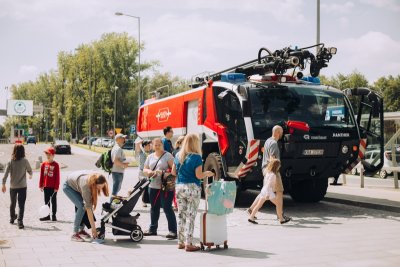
249, 85, 356, 137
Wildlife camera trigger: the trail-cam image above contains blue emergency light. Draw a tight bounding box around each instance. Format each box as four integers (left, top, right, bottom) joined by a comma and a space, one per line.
221, 73, 246, 83
301, 76, 321, 84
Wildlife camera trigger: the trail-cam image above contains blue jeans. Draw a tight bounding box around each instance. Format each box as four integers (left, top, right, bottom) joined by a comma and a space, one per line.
63, 182, 85, 233
111, 172, 124, 197
149, 188, 177, 234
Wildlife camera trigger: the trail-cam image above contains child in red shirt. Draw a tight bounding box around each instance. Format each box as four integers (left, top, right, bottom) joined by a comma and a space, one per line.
39, 147, 60, 221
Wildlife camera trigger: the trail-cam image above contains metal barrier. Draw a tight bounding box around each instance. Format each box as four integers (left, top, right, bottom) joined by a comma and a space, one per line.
0, 139, 9, 144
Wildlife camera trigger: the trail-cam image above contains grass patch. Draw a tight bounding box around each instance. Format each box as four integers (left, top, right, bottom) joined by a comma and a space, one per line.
73, 144, 138, 167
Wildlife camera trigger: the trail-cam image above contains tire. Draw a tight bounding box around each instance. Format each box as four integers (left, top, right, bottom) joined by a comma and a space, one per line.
130, 227, 143, 242
202, 153, 223, 197
379, 170, 388, 179
351, 168, 358, 175
289, 179, 328, 202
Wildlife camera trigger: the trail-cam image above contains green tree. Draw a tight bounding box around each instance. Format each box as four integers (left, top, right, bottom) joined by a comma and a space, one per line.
373, 75, 400, 112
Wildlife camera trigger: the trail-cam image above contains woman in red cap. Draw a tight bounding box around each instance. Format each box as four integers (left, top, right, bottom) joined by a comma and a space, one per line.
39, 147, 60, 221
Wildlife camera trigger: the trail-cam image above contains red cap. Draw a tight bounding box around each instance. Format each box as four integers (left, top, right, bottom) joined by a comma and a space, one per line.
44, 147, 55, 155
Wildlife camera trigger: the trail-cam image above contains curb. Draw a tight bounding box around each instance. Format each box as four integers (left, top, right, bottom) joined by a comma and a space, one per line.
323, 192, 400, 213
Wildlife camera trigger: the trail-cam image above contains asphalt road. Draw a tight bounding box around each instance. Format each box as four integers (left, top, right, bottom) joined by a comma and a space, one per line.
0, 143, 399, 266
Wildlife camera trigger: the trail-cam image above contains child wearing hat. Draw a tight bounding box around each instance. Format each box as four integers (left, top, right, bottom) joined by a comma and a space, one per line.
39, 147, 60, 221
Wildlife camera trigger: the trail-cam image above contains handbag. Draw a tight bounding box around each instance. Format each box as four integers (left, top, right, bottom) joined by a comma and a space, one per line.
142, 152, 166, 203
161, 172, 176, 191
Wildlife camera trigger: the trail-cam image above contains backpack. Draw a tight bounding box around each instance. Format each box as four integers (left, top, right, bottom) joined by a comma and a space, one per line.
206, 180, 237, 216
95, 149, 113, 173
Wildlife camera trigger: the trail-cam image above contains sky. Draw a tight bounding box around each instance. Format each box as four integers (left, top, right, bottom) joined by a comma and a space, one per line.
0, 0, 400, 124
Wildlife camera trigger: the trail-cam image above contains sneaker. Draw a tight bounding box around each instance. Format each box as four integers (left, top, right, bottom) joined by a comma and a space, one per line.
52, 215, 57, 221
71, 233, 84, 242
40, 215, 50, 221
165, 232, 177, 240
78, 230, 92, 242
143, 230, 157, 236
9, 215, 17, 224
17, 221, 24, 229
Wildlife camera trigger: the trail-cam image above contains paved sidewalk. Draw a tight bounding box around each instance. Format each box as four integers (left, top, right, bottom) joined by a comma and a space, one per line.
1, 144, 399, 266
325, 175, 400, 213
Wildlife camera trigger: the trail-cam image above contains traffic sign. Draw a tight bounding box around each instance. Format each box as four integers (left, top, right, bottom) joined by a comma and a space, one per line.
130, 124, 136, 134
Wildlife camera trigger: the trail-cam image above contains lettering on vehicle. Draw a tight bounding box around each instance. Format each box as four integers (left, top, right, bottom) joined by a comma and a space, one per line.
333, 133, 350, 138
156, 108, 172, 122
303, 135, 327, 140
303, 149, 324, 156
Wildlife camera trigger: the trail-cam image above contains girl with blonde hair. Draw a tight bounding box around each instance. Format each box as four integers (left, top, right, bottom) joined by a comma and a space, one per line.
63, 171, 109, 242
172, 133, 214, 252
247, 158, 290, 224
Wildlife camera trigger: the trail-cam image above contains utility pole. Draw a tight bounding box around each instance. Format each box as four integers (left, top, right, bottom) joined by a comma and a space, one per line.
316, 0, 320, 54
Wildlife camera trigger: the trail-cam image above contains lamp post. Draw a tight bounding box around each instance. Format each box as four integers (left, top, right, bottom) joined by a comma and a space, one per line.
113, 86, 118, 137
115, 12, 141, 107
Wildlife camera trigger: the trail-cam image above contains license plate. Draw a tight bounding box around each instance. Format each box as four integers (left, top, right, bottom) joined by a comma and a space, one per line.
303, 149, 324, 156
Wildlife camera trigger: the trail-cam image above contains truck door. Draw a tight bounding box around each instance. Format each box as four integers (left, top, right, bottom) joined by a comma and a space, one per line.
214, 87, 247, 167
344, 87, 384, 174
186, 100, 200, 134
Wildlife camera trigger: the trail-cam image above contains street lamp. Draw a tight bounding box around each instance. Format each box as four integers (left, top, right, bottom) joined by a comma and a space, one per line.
113, 86, 118, 137
115, 12, 141, 107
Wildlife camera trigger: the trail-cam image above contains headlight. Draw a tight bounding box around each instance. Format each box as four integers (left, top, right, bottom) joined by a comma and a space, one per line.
342, 145, 349, 154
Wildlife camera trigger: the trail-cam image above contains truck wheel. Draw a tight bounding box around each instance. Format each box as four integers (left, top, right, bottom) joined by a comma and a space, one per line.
379, 170, 387, 179
289, 179, 328, 202
202, 153, 223, 197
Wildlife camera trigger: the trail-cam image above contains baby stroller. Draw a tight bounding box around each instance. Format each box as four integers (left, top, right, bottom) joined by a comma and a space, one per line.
97, 178, 149, 242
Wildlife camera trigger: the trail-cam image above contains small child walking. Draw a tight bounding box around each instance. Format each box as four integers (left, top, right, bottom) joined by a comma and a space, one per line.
2, 144, 33, 229
247, 158, 291, 224
39, 147, 60, 221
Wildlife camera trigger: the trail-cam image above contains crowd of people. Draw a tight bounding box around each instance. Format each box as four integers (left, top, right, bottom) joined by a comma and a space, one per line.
1, 124, 290, 250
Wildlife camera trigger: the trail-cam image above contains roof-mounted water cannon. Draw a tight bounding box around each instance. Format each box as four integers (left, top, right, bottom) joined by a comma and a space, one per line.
207, 44, 337, 82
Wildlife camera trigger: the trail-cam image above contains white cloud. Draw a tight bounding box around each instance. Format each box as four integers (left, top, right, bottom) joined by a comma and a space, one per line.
321, 1, 355, 14
328, 31, 400, 82
143, 13, 280, 78
359, 0, 400, 11
19, 65, 38, 75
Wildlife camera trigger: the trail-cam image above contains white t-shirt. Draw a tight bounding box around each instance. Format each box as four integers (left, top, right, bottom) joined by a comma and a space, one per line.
111, 144, 126, 173
144, 152, 174, 189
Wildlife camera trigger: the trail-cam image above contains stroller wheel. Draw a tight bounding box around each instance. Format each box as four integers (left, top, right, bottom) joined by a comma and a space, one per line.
130, 228, 143, 242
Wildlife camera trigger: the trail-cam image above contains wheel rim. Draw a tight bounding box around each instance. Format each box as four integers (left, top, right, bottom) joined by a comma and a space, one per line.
130, 230, 143, 242
380, 170, 387, 178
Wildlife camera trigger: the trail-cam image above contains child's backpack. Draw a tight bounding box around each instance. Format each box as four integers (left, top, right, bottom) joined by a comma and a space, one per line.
95, 150, 113, 173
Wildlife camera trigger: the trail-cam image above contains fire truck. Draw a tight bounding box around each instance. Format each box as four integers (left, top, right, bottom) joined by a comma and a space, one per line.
137, 44, 384, 202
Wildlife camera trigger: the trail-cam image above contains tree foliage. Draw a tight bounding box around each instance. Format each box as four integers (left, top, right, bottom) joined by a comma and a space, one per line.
5, 32, 186, 141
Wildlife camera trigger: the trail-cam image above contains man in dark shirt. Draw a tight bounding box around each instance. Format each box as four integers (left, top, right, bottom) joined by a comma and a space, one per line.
162, 126, 174, 153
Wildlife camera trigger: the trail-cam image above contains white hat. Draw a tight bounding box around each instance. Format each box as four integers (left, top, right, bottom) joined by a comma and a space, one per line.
115, 133, 127, 140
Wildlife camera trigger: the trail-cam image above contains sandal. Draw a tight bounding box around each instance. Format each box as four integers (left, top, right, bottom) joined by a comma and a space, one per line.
280, 217, 291, 224
246, 209, 257, 220
248, 219, 258, 224
185, 244, 201, 252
